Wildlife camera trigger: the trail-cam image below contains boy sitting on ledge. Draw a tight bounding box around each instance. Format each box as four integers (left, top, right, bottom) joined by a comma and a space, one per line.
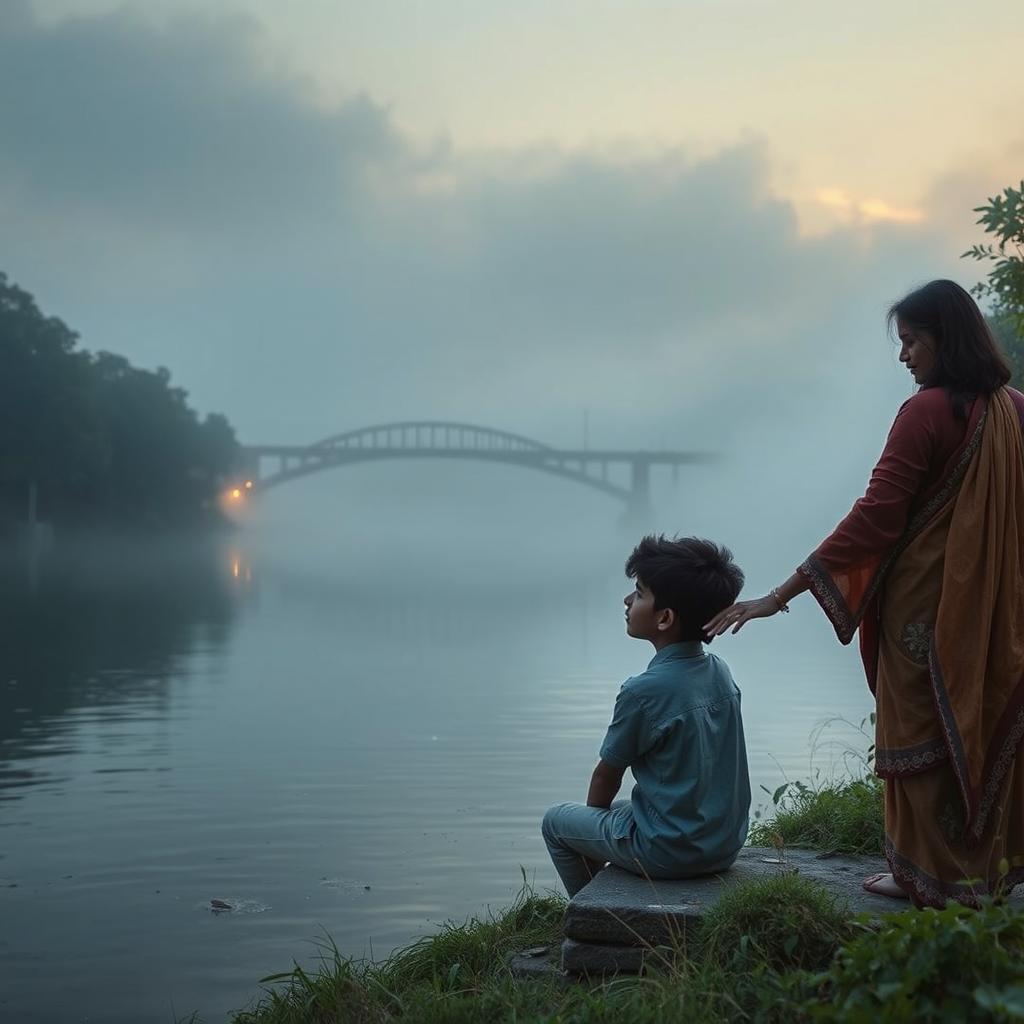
542, 535, 751, 896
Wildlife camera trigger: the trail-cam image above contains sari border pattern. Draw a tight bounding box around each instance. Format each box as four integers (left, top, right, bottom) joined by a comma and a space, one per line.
797, 554, 856, 644
875, 738, 948, 777
974, 680, 1024, 842
928, 640, 976, 838
885, 835, 1024, 909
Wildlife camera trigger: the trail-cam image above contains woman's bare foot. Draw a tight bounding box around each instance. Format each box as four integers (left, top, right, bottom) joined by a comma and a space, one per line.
862, 872, 910, 899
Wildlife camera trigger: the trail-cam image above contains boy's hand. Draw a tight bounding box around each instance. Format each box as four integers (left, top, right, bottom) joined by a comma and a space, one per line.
704, 595, 780, 637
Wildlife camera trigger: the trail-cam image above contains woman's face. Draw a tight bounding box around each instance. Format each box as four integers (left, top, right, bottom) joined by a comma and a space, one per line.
897, 318, 937, 386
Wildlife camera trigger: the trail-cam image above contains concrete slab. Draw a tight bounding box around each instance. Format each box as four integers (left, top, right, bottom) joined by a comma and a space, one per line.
563, 846, 896, 948
561, 937, 648, 974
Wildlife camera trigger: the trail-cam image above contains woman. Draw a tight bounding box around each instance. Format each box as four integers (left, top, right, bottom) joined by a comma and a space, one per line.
705, 279, 1024, 907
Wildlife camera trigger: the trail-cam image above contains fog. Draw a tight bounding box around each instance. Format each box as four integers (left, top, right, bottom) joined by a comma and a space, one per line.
1, 3, 1015, 472
19, 5, 1024, 1018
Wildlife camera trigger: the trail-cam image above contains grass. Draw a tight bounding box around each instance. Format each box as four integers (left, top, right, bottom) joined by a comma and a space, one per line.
225, 870, 857, 1024
228, 883, 569, 1024
225, 894, 1024, 1024
219, 768, 1024, 1022
699, 870, 854, 973
748, 776, 884, 856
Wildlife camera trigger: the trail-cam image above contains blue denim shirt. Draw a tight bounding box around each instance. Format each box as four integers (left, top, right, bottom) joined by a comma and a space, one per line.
599, 641, 750, 872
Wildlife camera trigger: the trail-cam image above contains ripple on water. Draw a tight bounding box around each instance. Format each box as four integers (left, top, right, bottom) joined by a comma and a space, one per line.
319, 877, 372, 895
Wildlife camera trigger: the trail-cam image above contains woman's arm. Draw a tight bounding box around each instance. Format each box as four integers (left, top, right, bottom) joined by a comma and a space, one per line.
705, 391, 947, 638
703, 571, 809, 637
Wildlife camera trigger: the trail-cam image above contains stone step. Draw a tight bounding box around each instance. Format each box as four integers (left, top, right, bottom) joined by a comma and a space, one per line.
561, 845, 895, 974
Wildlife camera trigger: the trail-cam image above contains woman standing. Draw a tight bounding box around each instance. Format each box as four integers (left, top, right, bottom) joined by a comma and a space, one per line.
705, 279, 1024, 907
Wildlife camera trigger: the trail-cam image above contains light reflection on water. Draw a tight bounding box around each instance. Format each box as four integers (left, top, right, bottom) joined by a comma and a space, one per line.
0, 540, 871, 1024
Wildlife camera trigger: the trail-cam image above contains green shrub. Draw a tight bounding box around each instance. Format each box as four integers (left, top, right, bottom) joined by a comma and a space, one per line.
804, 900, 1024, 1023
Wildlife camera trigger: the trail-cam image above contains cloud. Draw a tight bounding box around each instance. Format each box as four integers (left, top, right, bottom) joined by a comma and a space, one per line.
815, 188, 924, 225
0, 3, 991, 479
0, 7, 399, 227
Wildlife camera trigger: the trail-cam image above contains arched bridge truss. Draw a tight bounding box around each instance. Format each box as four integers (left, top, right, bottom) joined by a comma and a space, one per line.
239, 421, 711, 516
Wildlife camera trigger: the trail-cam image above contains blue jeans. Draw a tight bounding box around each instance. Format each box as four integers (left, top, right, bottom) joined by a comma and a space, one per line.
541, 800, 644, 897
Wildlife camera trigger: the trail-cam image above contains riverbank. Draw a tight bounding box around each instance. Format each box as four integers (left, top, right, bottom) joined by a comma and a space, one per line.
218, 776, 1024, 1023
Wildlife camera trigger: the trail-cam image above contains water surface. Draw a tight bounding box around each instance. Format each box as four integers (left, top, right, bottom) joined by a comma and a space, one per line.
0, 539, 871, 1023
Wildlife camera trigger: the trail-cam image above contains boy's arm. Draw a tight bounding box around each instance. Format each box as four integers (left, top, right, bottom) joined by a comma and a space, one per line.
587, 759, 626, 808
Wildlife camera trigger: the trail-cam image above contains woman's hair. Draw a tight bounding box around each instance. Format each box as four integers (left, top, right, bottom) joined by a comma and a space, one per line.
888, 279, 1011, 417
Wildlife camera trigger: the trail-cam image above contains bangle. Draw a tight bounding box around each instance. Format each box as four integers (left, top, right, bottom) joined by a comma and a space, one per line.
770, 588, 790, 613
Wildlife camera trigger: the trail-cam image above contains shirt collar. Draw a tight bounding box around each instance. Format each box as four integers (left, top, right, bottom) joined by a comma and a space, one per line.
648, 641, 705, 667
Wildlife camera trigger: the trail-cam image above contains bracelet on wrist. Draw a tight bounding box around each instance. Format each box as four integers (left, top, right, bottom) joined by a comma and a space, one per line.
770, 588, 790, 613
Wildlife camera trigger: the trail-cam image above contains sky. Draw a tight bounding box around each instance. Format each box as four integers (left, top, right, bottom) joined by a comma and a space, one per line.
2, 0, 1023, 579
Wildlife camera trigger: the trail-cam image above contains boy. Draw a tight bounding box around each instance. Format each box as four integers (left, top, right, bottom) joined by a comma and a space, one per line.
542, 535, 751, 896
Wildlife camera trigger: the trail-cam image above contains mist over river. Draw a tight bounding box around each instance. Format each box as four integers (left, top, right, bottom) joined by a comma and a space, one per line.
0, 521, 871, 1024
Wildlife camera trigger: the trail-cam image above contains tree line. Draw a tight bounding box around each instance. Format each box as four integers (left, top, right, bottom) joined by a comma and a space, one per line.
0, 272, 239, 535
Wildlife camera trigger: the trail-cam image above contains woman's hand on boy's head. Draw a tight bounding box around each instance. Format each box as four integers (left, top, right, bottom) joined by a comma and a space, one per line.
704, 595, 781, 637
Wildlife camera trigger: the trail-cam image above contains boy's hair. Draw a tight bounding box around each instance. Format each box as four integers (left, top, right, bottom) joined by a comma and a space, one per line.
625, 535, 744, 642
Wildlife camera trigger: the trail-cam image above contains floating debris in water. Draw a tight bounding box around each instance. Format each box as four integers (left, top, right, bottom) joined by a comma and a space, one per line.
205, 898, 269, 915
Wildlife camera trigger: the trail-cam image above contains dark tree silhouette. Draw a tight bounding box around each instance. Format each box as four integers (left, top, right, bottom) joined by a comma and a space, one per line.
0, 272, 240, 533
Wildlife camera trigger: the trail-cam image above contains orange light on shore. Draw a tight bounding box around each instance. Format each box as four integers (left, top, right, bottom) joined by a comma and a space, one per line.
230, 488, 242, 500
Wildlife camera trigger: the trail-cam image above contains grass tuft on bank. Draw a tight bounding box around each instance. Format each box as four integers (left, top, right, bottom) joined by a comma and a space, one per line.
229, 885, 569, 1024
748, 776, 884, 856
700, 870, 853, 973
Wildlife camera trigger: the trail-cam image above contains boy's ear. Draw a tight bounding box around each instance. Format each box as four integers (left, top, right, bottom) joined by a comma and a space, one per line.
656, 607, 676, 632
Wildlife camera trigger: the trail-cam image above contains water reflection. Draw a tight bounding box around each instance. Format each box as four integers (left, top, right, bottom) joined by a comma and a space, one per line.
0, 538, 238, 799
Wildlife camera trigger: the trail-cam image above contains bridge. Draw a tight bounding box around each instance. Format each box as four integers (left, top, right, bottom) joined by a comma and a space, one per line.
237, 421, 712, 520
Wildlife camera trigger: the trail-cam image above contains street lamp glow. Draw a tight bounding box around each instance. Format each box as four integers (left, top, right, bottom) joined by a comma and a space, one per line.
230, 488, 242, 500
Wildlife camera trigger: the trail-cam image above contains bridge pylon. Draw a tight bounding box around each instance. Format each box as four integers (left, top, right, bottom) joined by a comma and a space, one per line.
621, 459, 654, 527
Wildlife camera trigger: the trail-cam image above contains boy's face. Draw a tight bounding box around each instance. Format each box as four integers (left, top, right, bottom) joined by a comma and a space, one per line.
624, 576, 673, 641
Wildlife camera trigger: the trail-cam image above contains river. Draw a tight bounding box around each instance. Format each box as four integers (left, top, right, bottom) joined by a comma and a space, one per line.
0, 535, 872, 1023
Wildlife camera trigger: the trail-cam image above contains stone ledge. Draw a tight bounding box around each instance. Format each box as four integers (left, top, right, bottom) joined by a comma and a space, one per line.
563, 846, 895, 950
561, 937, 649, 974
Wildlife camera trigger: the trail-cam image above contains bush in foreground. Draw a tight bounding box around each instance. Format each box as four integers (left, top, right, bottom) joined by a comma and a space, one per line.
805, 899, 1024, 1023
